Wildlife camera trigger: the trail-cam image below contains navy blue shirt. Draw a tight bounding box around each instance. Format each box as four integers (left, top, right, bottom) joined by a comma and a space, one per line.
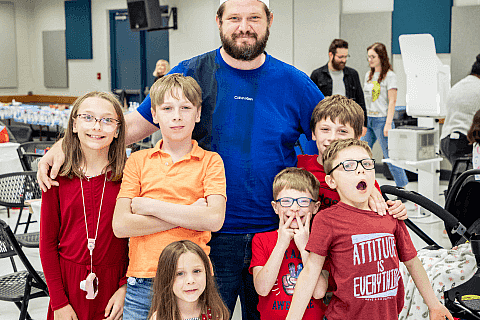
137, 48, 324, 233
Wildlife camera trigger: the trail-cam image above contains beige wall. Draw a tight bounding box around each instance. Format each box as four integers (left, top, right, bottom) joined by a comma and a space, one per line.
0, 0, 341, 97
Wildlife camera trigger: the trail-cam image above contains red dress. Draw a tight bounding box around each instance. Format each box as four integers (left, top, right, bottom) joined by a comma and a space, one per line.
40, 174, 129, 320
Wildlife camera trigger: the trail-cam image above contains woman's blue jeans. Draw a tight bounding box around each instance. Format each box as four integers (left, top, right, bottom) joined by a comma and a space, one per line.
362, 116, 409, 187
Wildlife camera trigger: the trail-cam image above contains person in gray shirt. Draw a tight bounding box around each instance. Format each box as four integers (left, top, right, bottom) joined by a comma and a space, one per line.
440, 54, 480, 166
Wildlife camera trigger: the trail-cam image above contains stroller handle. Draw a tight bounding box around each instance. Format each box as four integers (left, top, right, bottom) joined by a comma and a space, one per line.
380, 185, 469, 239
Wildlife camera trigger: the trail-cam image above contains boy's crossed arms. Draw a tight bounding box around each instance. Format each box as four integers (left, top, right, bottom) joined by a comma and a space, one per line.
114, 195, 226, 238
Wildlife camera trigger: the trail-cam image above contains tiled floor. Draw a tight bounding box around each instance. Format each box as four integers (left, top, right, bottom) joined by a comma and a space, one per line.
0, 174, 451, 320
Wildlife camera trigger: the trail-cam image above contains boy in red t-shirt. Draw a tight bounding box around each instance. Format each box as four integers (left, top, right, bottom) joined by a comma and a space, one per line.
250, 168, 328, 319
287, 139, 453, 320
297, 94, 405, 217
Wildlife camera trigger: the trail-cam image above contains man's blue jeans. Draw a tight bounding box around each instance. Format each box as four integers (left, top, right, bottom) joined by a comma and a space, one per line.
123, 277, 153, 320
208, 232, 260, 320
362, 116, 409, 187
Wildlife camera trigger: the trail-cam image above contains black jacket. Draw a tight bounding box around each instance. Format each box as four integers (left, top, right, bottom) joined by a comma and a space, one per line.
310, 64, 367, 127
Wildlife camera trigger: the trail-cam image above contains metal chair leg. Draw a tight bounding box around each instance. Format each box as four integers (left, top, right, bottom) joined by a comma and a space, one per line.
13, 207, 24, 234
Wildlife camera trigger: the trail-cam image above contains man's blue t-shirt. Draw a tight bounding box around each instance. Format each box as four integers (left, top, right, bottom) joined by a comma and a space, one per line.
137, 48, 324, 233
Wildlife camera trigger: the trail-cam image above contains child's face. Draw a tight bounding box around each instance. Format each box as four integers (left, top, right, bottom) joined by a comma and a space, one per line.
73, 97, 119, 153
152, 87, 201, 145
173, 251, 206, 305
325, 146, 375, 210
312, 117, 356, 162
155, 61, 167, 76
272, 188, 320, 229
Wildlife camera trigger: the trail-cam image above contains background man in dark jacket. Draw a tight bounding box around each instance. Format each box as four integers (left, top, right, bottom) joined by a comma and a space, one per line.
310, 39, 367, 135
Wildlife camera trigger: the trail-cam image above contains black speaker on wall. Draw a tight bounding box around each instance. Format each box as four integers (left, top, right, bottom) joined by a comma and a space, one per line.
127, 0, 164, 31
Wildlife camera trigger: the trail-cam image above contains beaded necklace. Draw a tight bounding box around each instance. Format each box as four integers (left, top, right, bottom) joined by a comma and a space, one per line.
80, 174, 107, 280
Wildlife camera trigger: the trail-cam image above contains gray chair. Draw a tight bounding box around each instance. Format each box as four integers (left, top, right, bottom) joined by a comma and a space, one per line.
7, 124, 33, 144
0, 219, 49, 320
0, 172, 41, 235
17, 141, 55, 171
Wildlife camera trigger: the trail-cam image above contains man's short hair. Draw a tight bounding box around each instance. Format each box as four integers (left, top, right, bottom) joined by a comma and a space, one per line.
310, 95, 364, 138
150, 73, 202, 111
329, 39, 349, 55
272, 167, 320, 200
322, 139, 373, 175
217, 1, 272, 24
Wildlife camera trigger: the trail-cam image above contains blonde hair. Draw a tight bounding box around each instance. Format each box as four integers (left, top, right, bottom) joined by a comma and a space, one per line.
272, 167, 320, 200
153, 59, 171, 77
150, 73, 202, 112
149, 240, 230, 320
310, 95, 364, 138
60, 91, 126, 181
322, 138, 372, 175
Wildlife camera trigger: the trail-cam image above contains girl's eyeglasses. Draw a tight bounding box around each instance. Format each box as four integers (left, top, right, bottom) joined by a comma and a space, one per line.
76, 113, 120, 132
328, 158, 375, 175
275, 197, 315, 207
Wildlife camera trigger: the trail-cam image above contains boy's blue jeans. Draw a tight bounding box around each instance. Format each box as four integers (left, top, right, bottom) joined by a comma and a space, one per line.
123, 277, 153, 320
362, 116, 409, 188
208, 232, 260, 320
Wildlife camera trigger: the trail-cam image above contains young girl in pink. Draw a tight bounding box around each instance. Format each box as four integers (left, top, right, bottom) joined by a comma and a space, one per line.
40, 92, 129, 320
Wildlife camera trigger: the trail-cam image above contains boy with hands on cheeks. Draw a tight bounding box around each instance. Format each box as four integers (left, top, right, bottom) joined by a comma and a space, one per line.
286, 139, 453, 320
249, 168, 328, 319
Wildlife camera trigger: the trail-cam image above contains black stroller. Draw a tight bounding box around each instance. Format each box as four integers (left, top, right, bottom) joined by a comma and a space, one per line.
381, 168, 480, 320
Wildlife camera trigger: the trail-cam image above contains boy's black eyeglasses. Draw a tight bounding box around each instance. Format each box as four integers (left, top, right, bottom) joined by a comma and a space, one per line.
275, 197, 315, 207
327, 158, 375, 175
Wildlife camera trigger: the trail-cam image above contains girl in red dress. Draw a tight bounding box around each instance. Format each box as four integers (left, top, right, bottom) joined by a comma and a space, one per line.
40, 92, 129, 320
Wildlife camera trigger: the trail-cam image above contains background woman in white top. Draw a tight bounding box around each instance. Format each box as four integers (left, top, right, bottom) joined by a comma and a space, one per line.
361, 42, 408, 188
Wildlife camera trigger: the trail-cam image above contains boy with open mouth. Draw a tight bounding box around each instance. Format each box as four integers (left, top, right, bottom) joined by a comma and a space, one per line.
286, 139, 453, 320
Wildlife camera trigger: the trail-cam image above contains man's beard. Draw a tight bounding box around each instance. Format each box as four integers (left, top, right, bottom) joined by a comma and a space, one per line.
220, 27, 269, 61
331, 58, 346, 71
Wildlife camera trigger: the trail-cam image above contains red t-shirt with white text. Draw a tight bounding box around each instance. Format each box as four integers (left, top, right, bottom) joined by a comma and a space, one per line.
306, 202, 417, 320
250, 231, 327, 319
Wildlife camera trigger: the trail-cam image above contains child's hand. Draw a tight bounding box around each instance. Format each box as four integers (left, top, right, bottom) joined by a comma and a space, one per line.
293, 212, 310, 252
104, 284, 127, 320
386, 199, 408, 220
368, 188, 387, 216
278, 213, 295, 247
131, 197, 156, 215
428, 303, 454, 320
54, 304, 78, 320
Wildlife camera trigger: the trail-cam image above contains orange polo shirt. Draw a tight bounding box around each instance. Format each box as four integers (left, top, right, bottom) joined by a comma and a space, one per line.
117, 140, 226, 278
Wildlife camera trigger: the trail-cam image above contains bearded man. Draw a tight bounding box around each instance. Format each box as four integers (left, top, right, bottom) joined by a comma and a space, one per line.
37, 1, 324, 318
310, 39, 367, 134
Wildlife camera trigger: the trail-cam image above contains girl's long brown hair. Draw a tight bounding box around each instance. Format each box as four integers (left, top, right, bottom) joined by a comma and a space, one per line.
59, 91, 126, 181
149, 240, 230, 320
467, 109, 480, 144
367, 42, 392, 84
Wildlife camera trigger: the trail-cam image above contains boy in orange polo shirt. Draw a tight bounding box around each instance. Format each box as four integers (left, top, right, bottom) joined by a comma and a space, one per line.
113, 74, 227, 320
